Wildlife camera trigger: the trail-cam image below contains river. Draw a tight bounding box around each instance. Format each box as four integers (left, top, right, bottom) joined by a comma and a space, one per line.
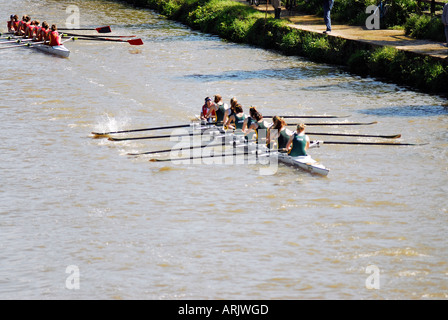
0, 0, 447, 300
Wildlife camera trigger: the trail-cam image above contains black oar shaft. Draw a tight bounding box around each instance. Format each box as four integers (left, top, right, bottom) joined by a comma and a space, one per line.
265, 115, 350, 119
92, 124, 192, 136
128, 141, 228, 156
150, 152, 251, 162
323, 141, 427, 146
108, 128, 224, 141
307, 132, 401, 139
287, 122, 378, 126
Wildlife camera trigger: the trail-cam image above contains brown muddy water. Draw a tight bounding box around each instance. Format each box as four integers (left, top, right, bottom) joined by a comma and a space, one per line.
0, 0, 447, 299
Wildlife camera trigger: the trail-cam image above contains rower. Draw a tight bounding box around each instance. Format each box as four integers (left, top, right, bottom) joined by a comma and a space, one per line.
17, 15, 31, 36
222, 97, 237, 129
267, 116, 293, 150
36, 21, 49, 42
244, 107, 270, 144
47, 24, 61, 46
7, 15, 14, 32
205, 94, 227, 125
11, 15, 20, 33
200, 97, 216, 123
25, 20, 39, 39
285, 123, 310, 157
225, 104, 246, 132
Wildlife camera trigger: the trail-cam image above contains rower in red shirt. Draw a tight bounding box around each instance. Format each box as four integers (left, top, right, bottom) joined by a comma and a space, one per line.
25, 20, 39, 39
36, 21, 49, 42
47, 24, 61, 46
11, 15, 20, 32
7, 15, 14, 32
17, 15, 31, 36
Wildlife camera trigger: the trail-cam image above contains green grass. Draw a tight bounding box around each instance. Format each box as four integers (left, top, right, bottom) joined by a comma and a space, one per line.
118, 0, 448, 95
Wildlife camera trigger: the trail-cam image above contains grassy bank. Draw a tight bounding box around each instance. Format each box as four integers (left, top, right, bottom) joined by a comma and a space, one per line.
122, 0, 447, 95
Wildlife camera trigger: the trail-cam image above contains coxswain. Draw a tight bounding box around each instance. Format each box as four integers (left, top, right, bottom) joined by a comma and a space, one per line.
47, 24, 61, 46
36, 21, 49, 42
285, 123, 310, 157
267, 116, 293, 150
200, 97, 216, 123
225, 104, 246, 132
206, 94, 227, 125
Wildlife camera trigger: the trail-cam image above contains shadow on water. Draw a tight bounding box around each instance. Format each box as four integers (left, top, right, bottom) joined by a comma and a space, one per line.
181, 67, 339, 82
358, 105, 448, 117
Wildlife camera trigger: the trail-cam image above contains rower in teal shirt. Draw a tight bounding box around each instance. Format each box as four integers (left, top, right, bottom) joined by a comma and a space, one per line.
286, 123, 310, 157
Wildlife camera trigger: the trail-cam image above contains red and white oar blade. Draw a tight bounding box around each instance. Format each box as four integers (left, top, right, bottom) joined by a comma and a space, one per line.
96, 26, 112, 33
127, 38, 143, 45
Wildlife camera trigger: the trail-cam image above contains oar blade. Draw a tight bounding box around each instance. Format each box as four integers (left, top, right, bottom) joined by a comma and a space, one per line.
96, 26, 112, 33
128, 38, 144, 45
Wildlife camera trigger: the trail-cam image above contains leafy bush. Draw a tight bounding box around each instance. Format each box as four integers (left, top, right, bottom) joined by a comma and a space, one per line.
347, 49, 371, 75
405, 14, 446, 42
302, 34, 331, 62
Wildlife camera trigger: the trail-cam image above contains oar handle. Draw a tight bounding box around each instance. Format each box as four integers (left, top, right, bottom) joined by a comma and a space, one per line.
0, 40, 45, 50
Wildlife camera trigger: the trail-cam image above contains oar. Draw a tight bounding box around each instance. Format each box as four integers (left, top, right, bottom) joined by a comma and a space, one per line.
58, 26, 111, 33
287, 121, 378, 126
91, 123, 218, 138
63, 33, 136, 39
0, 40, 45, 50
321, 141, 428, 146
265, 115, 351, 119
0, 38, 28, 44
108, 129, 222, 141
149, 152, 252, 162
71, 36, 143, 45
128, 141, 229, 156
307, 132, 401, 139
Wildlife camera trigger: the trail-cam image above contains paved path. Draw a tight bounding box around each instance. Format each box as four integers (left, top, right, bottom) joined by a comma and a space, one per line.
237, 0, 448, 62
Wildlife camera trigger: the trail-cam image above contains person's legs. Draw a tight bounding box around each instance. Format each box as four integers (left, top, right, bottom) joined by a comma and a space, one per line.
323, 1, 332, 32
445, 25, 448, 45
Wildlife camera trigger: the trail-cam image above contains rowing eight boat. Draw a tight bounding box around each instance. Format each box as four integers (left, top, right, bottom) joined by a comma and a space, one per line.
1, 33, 70, 57
150, 122, 330, 176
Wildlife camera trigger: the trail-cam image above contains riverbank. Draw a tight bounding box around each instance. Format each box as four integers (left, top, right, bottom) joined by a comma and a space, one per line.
121, 0, 447, 96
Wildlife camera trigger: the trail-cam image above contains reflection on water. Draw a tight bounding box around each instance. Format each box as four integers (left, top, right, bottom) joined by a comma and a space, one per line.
0, 0, 447, 300
359, 105, 448, 117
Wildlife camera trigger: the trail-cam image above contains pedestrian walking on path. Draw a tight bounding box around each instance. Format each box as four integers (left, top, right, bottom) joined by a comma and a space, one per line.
272, 0, 281, 19
323, 0, 334, 34
443, 2, 448, 46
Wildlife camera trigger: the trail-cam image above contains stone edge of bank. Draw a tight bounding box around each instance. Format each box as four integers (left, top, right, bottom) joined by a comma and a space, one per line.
119, 0, 448, 97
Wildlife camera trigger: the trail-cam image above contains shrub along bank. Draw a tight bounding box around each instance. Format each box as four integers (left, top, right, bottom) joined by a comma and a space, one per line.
122, 0, 447, 95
